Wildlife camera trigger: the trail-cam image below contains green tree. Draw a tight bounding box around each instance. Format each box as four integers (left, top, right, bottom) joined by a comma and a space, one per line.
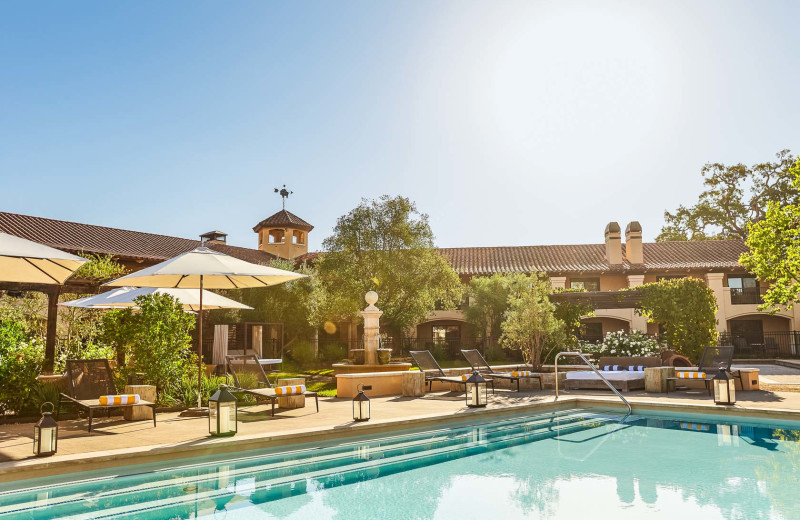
464, 273, 516, 340
635, 278, 718, 362
740, 158, 800, 310
500, 273, 564, 370
226, 259, 325, 338
108, 293, 197, 401
657, 150, 798, 241
317, 195, 464, 334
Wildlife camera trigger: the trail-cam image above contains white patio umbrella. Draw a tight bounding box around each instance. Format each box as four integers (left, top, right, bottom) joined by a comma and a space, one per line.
104, 246, 307, 409
61, 286, 254, 311
0, 232, 88, 284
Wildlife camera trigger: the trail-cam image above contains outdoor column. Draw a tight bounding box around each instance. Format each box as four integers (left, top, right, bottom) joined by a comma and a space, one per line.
705, 273, 727, 333
359, 291, 383, 365
626, 275, 649, 333
550, 276, 567, 290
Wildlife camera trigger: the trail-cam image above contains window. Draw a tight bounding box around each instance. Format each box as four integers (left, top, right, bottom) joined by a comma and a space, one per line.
570, 278, 600, 291
729, 276, 762, 304
728, 276, 758, 290
432, 325, 460, 342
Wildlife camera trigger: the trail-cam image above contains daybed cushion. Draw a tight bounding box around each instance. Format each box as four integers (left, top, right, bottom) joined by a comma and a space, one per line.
565, 371, 645, 381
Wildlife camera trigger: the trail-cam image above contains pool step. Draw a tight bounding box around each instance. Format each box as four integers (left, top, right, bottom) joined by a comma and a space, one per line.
0, 410, 625, 520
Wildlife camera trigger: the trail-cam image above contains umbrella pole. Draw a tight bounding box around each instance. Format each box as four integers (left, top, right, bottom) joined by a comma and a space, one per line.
198, 275, 204, 409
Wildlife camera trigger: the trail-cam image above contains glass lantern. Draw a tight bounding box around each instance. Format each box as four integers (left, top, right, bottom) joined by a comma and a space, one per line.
713, 369, 736, 406
465, 370, 488, 408
353, 384, 371, 422
33, 402, 58, 457
209, 385, 238, 436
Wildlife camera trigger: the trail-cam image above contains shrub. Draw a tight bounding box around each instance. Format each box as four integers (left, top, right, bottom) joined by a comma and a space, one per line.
485, 345, 509, 363
288, 341, 316, 366
108, 294, 197, 402
0, 320, 45, 415
319, 343, 347, 362
176, 373, 228, 408
579, 331, 664, 358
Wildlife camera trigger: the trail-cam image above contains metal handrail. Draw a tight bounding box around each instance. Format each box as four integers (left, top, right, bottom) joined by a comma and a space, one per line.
555, 351, 632, 417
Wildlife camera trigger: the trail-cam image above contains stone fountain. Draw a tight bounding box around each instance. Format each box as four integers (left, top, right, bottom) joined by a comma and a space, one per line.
331, 291, 412, 375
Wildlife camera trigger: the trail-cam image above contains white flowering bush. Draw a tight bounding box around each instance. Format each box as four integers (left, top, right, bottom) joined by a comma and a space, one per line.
580, 330, 664, 357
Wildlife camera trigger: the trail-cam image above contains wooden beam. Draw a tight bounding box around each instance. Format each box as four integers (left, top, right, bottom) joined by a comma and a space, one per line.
43, 287, 60, 374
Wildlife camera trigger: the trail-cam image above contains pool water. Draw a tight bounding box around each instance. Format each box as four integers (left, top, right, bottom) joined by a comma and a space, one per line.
1, 408, 798, 519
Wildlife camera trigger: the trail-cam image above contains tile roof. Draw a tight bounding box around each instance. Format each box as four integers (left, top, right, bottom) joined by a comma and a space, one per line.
0, 212, 277, 265
441, 240, 748, 275
253, 210, 314, 232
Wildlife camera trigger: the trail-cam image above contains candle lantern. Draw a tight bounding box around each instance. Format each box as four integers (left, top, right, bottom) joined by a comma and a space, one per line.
33, 402, 58, 457
713, 369, 736, 406
209, 385, 238, 436
465, 370, 488, 408
353, 384, 371, 422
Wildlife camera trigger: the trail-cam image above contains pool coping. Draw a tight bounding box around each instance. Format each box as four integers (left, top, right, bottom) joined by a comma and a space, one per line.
2, 396, 800, 483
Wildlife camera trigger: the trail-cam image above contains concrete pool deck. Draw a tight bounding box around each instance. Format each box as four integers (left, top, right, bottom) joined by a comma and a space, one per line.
2, 388, 800, 483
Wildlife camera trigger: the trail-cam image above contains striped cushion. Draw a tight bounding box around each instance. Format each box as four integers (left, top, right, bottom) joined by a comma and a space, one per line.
628, 365, 645, 372
602, 365, 623, 371
511, 370, 533, 377
460, 374, 469, 381
99, 394, 140, 406
676, 371, 707, 379
273, 385, 306, 396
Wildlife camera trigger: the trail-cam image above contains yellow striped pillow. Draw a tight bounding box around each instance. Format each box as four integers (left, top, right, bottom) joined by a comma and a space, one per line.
676, 371, 706, 379
511, 371, 533, 377
273, 385, 306, 396
99, 394, 140, 406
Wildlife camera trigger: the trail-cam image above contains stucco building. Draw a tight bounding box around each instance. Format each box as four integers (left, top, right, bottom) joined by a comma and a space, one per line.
1, 209, 797, 358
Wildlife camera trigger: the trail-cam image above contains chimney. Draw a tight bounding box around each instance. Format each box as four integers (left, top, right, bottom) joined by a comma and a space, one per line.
625, 221, 643, 264
604, 222, 622, 265
200, 230, 227, 245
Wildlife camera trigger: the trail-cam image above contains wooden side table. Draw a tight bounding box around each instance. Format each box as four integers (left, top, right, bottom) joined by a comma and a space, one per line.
277, 378, 306, 409
123, 384, 156, 421
736, 368, 760, 390
402, 371, 426, 397
644, 367, 675, 393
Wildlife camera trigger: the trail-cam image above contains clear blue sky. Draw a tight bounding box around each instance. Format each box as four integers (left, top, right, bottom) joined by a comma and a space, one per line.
1, 1, 798, 251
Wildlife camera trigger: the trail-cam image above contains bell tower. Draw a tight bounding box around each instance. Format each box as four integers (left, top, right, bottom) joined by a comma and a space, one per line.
253, 186, 314, 259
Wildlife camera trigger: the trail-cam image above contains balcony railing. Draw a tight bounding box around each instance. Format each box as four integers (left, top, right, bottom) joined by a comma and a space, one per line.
720, 331, 800, 358
730, 287, 766, 305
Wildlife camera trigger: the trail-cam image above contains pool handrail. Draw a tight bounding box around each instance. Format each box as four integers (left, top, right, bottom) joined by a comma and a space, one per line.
554, 351, 632, 417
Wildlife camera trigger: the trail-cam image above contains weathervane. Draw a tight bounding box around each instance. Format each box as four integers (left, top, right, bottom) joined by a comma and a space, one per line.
274, 184, 293, 209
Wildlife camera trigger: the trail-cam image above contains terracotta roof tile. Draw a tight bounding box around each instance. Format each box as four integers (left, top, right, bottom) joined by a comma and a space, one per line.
0, 212, 276, 265
253, 210, 313, 232
441, 240, 747, 275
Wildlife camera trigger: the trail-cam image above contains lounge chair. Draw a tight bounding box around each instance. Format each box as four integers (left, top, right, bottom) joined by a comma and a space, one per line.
461, 349, 542, 392
56, 359, 157, 433
666, 346, 739, 395
409, 350, 495, 394
226, 354, 318, 415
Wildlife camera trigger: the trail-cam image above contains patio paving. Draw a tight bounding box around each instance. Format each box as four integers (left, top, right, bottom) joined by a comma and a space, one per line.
2, 387, 800, 480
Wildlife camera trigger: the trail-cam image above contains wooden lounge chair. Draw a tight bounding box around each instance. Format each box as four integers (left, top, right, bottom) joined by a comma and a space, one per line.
666, 346, 739, 396
461, 349, 542, 392
56, 359, 157, 433
226, 354, 318, 415
409, 350, 494, 394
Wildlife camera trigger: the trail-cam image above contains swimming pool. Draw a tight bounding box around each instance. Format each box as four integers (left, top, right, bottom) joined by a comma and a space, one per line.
1, 407, 798, 519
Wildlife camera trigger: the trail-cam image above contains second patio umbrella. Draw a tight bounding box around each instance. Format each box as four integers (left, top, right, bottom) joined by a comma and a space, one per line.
104, 246, 307, 409
61, 286, 254, 311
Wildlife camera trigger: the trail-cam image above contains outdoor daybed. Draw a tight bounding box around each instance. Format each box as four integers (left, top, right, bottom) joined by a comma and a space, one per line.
564, 356, 661, 392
